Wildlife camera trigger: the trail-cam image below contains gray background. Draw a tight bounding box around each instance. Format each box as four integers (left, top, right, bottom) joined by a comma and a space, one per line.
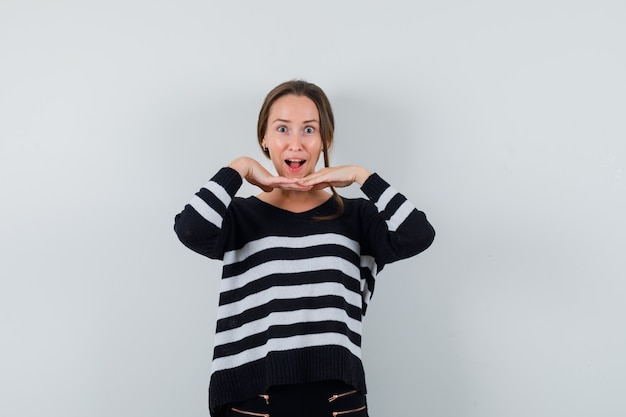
1, 1, 625, 416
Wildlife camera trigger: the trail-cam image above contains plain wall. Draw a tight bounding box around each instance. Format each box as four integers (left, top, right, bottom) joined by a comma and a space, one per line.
1, 1, 625, 416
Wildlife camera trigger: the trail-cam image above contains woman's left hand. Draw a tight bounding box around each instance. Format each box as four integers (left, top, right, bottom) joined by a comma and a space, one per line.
298, 165, 371, 189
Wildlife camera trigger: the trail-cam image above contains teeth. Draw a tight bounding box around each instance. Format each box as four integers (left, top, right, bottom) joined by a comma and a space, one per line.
285, 159, 305, 168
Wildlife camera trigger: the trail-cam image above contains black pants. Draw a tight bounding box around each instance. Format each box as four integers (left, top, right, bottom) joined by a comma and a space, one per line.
220, 380, 368, 417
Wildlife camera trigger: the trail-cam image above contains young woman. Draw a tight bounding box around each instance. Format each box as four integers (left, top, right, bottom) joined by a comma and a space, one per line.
174, 80, 435, 417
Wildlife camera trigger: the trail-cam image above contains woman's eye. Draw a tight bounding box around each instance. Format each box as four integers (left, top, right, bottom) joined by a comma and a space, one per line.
277, 126, 287, 133
304, 126, 315, 134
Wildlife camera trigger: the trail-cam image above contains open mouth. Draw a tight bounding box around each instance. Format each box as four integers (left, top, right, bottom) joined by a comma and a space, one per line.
285, 159, 306, 169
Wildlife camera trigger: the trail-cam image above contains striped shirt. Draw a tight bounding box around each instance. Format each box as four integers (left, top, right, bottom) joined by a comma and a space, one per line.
174, 167, 435, 413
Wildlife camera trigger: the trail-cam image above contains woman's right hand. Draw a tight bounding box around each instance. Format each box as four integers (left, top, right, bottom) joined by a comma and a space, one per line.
228, 157, 312, 192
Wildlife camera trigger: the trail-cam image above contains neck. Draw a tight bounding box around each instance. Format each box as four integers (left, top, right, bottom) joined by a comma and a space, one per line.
257, 189, 332, 213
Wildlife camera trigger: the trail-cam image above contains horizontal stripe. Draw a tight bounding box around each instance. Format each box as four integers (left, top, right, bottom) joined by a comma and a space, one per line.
203, 180, 231, 207
220, 270, 361, 305
375, 187, 397, 212
223, 244, 360, 278
210, 332, 361, 373
386, 200, 415, 232
359, 255, 377, 276
214, 320, 361, 358
216, 282, 363, 320
189, 195, 222, 228
220, 256, 361, 292
216, 296, 363, 332
223, 234, 360, 265
214, 307, 362, 347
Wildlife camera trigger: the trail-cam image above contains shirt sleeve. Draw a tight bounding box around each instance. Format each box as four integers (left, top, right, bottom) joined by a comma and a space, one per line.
359, 173, 435, 266
173, 167, 242, 259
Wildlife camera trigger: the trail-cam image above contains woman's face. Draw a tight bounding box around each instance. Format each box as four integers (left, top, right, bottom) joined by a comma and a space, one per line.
262, 94, 323, 178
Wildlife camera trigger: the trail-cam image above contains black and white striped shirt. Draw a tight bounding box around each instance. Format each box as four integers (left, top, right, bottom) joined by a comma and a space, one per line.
174, 167, 435, 413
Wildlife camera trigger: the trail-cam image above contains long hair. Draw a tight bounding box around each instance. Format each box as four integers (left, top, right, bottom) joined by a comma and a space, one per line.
257, 80, 344, 220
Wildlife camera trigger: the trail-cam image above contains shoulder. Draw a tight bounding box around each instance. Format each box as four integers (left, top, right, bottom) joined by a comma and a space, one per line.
338, 195, 378, 222
229, 196, 262, 212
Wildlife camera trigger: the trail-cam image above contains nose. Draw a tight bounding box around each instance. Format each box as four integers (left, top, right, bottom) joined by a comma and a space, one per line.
288, 134, 303, 151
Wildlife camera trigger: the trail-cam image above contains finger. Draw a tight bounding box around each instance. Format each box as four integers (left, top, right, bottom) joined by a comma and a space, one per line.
262, 178, 312, 191
308, 182, 330, 190
268, 177, 303, 186
299, 173, 332, 185
274, 185, 313, 191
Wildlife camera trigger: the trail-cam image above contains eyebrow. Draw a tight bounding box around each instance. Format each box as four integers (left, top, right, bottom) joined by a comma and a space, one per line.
271, 118, 320, 124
